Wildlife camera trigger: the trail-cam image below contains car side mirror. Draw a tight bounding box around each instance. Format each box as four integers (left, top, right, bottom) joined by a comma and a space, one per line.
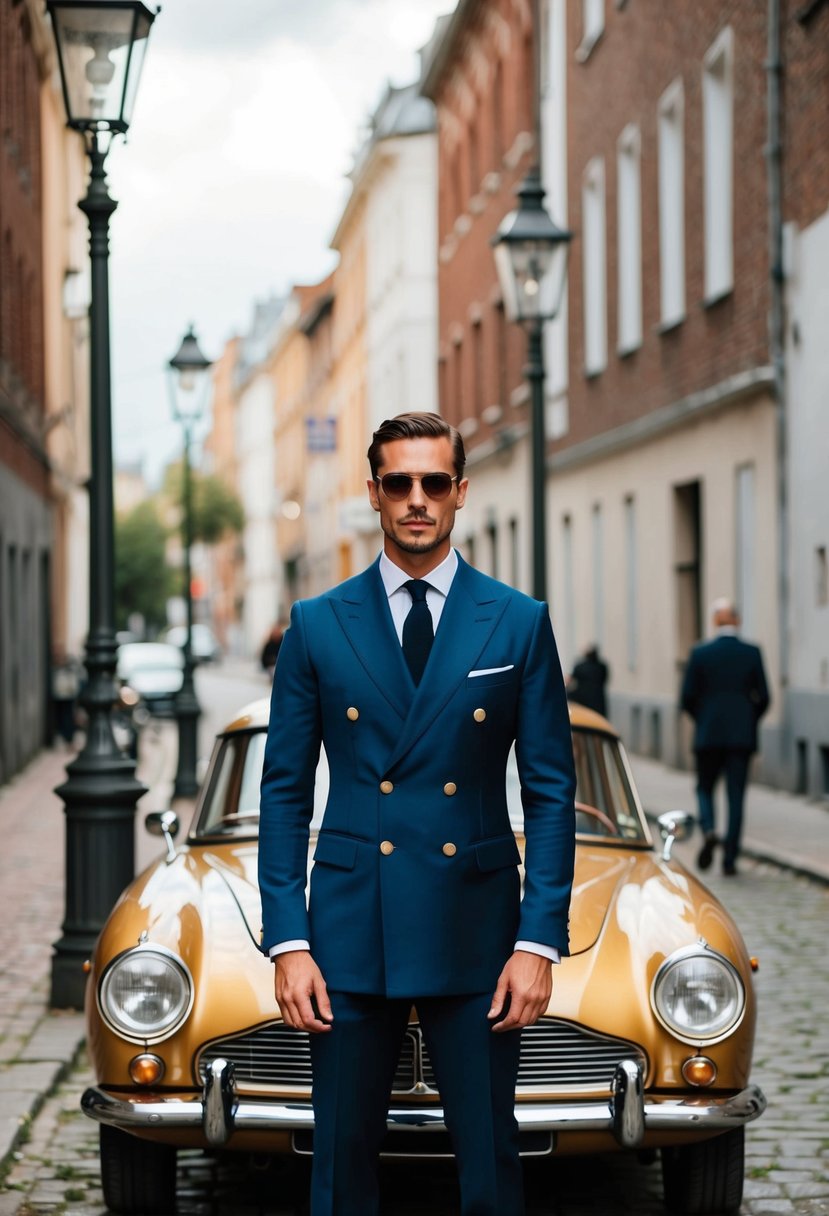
145, 810, 180, 864
657, 811, 695, 861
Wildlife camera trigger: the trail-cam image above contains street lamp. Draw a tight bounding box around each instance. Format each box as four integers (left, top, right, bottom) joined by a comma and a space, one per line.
492, 166, 572, 603
46, 0, 158, 1009
167, 326, 213, 798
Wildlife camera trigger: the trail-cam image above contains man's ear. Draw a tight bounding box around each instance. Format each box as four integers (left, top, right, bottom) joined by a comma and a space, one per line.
455, 478, 469, 510
367, 478, 381, 512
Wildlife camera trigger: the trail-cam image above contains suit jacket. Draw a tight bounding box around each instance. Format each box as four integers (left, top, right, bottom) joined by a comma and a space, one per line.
680, 634, 770, 753
258, 554, 576, 998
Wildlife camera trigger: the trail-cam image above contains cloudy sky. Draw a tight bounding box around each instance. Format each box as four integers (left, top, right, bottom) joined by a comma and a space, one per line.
105, 0, 451, 484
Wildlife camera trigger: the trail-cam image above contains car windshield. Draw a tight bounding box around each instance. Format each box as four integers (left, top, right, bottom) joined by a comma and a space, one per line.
191, 726, 647, 844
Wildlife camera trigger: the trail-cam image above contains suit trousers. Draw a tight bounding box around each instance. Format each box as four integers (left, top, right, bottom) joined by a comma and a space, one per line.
308, 990, 524, 1216
695, 748, 751, 866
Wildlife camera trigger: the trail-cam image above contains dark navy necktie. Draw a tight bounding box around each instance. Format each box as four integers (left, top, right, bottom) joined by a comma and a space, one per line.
402, 580, 434, 685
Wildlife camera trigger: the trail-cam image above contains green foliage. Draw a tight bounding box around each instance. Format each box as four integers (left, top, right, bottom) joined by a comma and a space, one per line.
115, 501, 175, 633
163, 462, 244, 544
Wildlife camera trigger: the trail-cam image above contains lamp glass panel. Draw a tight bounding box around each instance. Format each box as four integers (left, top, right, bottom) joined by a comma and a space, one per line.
51, 6, 151, 127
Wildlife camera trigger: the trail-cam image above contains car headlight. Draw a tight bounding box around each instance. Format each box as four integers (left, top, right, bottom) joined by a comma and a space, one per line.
651, 944, 745, 1044
98, 945, 193, 1044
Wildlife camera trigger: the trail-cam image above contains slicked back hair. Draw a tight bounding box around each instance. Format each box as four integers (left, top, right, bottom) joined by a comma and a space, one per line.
367, 412, 466, 481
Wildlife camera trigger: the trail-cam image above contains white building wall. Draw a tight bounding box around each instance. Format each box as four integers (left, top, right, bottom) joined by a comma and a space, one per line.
366, 132, 438, 429
784, 207, 829, 795
236, 372, 279, 654
547, 395, 779, 765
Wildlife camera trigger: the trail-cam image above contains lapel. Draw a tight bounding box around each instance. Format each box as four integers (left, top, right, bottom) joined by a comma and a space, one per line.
328, 558, 412, 720
384, 555, 510, 772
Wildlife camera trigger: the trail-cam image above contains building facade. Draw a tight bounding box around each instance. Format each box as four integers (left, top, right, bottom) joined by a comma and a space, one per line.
537, 0, 828, 792
1, 0, 89, 781
421, 0, 545, 591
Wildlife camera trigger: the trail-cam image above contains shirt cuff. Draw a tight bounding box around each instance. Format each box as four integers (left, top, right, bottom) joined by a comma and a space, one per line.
268, 940, 310, 959
515, 940, 561, 964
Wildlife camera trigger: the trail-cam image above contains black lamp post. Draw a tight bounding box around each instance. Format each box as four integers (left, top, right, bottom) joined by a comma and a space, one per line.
168, 326, 213, 799
492, 167, 572, 603
47, 0, 158, 1009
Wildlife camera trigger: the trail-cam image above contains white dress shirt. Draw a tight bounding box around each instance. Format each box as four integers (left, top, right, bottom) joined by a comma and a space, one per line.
270, 549, 560, 965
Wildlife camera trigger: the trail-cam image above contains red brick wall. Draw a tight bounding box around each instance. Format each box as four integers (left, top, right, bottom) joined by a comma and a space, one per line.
562, 1, 771, 452
781, 0, 829, 232
1, 0, 47, 478
429, 0, 537, 453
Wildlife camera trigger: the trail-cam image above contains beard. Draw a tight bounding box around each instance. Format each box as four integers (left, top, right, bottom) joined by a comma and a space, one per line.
381, 516, 451, 556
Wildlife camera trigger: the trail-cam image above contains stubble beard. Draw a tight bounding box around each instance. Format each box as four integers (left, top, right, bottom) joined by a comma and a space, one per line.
382, 517, 451, 557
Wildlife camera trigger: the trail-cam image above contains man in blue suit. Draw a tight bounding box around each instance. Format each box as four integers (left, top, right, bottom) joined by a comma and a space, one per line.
680, 598, 770, 876
259, 412, 576, 1216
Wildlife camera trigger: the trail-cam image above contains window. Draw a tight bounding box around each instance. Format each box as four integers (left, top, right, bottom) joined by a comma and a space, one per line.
592, 504, 604, 646
624, 496, 638, 671
562, 514, 576, 671
735, 464, 755, 636
509, 517, 519, 589
577, 0, 605, 61
472, 317, 483, 418
816, 546, 828, 608
486, 515, 499, 580
703, 27, 735, 302
617, 124, 642, 353
582, 157, 607, 375
658, 79, 685, 328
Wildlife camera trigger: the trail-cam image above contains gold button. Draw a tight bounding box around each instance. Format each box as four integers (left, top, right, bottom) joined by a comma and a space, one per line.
380, 780, 394, 794
346, 706, 359, 721
380, 840, 394, 855
473, 708, 487, 722
443, 782, 457, 796
442, 842, 457, 857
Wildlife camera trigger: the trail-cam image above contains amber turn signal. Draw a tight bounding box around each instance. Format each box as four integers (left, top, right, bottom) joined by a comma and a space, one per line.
82, 959, 92, 974
129, 1054, 165, 1086
750, 956, 760, 972
681, 1056, 717, 1087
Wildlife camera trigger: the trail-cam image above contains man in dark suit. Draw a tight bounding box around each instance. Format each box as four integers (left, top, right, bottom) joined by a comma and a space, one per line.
680, 598, 770, 876
567, 645, 610, 717
259, 412, 576, 1216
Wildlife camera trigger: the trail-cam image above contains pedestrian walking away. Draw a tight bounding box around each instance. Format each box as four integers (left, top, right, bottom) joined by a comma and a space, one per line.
680, 597, 770, 877
567, 644, 609, 718
258, 411, 576, 1216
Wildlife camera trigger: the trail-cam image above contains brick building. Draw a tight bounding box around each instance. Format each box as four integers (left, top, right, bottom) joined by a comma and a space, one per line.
541, 0, 828, 792
421, 0, 544, 587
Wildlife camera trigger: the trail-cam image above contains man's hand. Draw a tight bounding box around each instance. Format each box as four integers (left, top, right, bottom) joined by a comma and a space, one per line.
274, 950, 333, 1033
487, 950, 552, 1033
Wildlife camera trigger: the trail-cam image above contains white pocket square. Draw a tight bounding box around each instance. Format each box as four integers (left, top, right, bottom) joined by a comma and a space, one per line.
468, 665, 514, 677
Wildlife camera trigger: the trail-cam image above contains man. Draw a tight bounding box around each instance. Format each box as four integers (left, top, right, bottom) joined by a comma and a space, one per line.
259, 412, 576, 1216
567, 645, 609, 718
680, 598, 770, 877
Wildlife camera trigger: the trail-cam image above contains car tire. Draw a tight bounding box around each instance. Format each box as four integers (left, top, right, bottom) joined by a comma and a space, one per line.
661, 1126, 744, 1214
99, 1124, 177, 1214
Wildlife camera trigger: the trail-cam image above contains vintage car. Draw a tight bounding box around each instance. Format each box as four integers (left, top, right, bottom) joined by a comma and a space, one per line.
82, 699, 765, 1215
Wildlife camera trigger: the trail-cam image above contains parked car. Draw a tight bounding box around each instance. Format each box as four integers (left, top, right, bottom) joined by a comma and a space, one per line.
115, 642, 184, 718
165, 623, 222, 664
82, 701, 765, 1215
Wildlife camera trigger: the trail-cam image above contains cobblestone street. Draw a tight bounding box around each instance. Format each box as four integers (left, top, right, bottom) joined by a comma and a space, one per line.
2, 856, 827, 1216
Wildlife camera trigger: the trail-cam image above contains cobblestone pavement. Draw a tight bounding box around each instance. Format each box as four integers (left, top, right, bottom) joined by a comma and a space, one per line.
2, 857, 827, 1216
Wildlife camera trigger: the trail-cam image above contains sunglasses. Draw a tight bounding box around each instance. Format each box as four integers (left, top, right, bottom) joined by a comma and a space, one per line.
375, 472, 460, 501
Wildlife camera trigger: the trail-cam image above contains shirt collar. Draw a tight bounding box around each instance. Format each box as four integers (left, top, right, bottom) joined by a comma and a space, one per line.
716, 625, 739, 637
379, 548, 458, 599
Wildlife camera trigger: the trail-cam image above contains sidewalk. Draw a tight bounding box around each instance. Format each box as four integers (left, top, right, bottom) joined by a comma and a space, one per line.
0, 737, 826, 1178
629, 753, 829, 885
0, 725, 193, 1179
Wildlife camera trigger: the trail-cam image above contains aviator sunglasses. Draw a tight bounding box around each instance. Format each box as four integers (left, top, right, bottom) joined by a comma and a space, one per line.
375, 472, 460, 501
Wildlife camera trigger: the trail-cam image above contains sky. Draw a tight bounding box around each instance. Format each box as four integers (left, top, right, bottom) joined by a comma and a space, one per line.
105, 0, 452, 485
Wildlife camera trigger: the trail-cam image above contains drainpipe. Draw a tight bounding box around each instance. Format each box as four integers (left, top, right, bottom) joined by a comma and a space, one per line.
766, 0, 789, 772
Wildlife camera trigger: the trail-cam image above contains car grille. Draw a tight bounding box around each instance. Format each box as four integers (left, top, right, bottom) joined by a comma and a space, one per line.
197, 1019, 646, 1096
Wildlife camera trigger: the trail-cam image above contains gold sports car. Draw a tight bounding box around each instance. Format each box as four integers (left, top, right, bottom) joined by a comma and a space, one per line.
82, 700, 765, 1214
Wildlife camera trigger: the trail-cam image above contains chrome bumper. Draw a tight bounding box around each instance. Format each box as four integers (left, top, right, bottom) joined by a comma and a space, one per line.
81, 1059, 767, 1152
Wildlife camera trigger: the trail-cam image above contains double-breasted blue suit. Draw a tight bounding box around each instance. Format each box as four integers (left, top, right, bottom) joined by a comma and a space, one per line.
258, 553, 576, 1215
